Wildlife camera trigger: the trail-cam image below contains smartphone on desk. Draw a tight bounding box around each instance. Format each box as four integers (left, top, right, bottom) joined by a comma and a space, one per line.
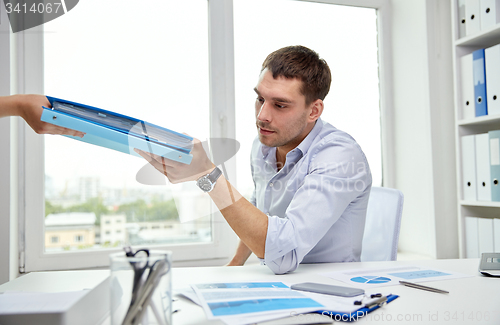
291, 282, 365, 297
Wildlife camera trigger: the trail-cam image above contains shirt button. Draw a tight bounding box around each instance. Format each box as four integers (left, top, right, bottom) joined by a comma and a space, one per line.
269, 183, 273, 187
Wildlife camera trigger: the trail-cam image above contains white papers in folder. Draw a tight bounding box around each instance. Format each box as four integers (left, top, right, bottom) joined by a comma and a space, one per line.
188, 282, 323, 325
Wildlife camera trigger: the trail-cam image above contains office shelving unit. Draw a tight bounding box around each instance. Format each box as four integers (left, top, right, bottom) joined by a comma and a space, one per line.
451, 1, 500, 257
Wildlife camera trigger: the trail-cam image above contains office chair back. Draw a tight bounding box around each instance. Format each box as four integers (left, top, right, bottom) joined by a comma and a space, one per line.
360, 186, 404, 262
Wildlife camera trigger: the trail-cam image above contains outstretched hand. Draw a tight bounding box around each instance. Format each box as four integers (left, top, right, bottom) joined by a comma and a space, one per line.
134, 137, 215, 184
17, 94, 85, 137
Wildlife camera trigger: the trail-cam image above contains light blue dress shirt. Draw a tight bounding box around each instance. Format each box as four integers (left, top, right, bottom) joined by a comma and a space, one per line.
250, 118, 372, 274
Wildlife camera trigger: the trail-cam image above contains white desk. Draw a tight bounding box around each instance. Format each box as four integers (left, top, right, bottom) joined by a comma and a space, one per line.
172, 258, 500, 325
0, 259, 498, 325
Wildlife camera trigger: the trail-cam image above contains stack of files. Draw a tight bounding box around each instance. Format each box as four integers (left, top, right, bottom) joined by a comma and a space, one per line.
176, 281, 398, 324
41, 96, 194, 164
464, 216, 500, 258
461, 0, 500, 38
460, 131, 500, 201
460, 44, 500, 119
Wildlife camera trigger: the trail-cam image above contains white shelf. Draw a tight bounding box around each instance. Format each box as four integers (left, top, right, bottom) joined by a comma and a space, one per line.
457, 114, 500, 126
460, 200, 500, 208
455, 24, 500, 48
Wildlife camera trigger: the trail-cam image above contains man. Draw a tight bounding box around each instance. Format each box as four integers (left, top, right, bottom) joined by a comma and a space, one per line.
139, 45, 372, 275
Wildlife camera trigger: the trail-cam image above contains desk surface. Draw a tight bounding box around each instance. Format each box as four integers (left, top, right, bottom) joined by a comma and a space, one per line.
172, 258, 500, 325
1, 258, 498, 325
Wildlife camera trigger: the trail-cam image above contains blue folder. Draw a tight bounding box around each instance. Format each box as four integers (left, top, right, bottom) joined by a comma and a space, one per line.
314, 294, 399, 322
41, 96, 193, 164
473, 49, 488, 117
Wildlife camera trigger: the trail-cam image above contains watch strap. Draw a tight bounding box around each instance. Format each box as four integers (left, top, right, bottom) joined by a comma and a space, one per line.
207, 167, 222, 183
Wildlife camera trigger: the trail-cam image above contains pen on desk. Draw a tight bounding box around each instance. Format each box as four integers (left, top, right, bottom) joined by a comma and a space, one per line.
399, 281, 449, 294
364, 295, 388, 309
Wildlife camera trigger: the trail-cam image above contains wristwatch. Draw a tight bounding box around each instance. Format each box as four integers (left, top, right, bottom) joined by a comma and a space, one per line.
196, 167, 222, 192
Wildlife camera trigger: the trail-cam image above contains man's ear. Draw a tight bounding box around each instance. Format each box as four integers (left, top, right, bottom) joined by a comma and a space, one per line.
308, 99, 324, 122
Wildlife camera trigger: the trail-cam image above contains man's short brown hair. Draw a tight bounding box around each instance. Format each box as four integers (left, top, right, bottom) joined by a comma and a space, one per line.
261, 45, 332, 105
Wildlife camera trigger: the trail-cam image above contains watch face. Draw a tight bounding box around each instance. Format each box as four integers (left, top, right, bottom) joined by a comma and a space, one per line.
197, 177, 213, 192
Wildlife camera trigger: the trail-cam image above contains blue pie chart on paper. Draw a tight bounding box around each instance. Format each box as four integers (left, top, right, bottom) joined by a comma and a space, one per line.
350, 276, 391, 284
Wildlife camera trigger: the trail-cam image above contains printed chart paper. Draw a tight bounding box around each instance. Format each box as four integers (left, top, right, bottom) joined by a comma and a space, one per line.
322, 266, 473, 289
191, 282, 323, 320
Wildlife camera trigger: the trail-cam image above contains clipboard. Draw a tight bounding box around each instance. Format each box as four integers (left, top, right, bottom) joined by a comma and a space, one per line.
313, 294, 399, 322
41, 96, 193, 164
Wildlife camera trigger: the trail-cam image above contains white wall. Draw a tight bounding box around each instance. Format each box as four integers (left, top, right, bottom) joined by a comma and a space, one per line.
391, 0, 458, 258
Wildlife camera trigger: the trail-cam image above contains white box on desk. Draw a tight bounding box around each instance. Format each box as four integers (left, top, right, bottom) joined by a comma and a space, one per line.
0, 270, 110, 325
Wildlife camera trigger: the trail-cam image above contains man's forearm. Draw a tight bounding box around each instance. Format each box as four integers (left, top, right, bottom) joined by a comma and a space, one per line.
227, 240, 253, 266
208, 175, 268, 258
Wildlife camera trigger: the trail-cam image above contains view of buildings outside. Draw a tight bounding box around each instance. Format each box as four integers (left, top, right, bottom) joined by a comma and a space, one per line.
44, 175, 212, 252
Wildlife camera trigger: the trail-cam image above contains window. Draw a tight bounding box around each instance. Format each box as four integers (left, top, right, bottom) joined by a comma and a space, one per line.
74, 235, 84, 243
50, 236, 59, 244
15, 0, 391, 272
21, 0, 236, 272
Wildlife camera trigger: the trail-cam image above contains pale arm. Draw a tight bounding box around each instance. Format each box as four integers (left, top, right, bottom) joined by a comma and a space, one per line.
0, 94, 84, 137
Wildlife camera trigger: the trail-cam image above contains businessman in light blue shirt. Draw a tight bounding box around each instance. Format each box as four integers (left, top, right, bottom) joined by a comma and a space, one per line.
138, 45, 372, 274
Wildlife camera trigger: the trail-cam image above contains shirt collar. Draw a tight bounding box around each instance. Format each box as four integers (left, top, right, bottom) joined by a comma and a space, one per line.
295, 117, 323, 157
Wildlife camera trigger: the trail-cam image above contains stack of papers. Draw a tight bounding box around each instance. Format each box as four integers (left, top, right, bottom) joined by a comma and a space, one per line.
178, 281, 397, 325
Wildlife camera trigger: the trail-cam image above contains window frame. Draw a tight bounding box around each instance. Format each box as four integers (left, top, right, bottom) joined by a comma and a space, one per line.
18, 0, 238, 272
6, 0, 394, 273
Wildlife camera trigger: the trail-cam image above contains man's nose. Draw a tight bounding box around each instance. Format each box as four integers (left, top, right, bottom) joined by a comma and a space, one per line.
257, 101, 271, 123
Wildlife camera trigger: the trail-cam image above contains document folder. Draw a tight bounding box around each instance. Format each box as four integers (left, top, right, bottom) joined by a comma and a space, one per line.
485, 44, 500, 115
480, 0, 500, 30
466, 0, 481, 35
489, 130, 500, 201
461, 53, 475, 119
41, 96, 193, 164
475, 133, 492, 201
462, 135, 478, 200
473, 49, 488, 117
458, 0, 466, 38
465, 216, 480, 258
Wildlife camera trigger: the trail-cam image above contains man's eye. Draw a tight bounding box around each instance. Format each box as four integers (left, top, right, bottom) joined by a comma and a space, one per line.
275, 104, 285, 109
257, 97, 264, 103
